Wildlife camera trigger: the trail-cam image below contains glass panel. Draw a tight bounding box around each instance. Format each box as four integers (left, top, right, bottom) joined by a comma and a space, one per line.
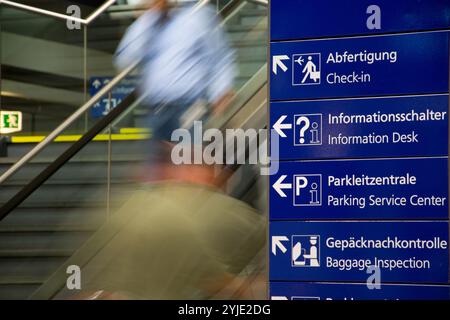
0, 6, 85, 137
222, 0, 267, 89
0, 74, 139, 300
0, 133, 110, 300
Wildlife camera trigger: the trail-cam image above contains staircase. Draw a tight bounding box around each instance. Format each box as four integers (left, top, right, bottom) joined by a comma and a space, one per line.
0, 0, 267, 299
0, 139, 148, 299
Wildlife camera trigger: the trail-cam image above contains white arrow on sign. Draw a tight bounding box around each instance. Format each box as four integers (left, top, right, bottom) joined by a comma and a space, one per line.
272, 236, 289, 255
273, 115, 292, 138
92, 79, 102, 89
271, 296, 289, 300
272, 55, 290, 75
273, 175, 292, 198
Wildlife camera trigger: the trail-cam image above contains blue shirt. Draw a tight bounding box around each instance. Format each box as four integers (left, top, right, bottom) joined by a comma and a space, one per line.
114, 4, 236, 106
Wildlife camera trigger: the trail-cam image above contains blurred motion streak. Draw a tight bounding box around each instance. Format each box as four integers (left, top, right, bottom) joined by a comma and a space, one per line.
64, 0, 267, 300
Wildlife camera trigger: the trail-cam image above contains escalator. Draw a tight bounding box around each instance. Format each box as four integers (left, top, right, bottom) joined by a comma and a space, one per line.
0, 0, 268, 299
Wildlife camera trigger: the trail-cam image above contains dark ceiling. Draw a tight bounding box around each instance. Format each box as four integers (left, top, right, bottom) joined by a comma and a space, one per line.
3, 1, 114, 16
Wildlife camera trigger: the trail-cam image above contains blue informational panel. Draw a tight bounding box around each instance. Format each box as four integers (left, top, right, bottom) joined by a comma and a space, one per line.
270, 95, 449, 160
270, 158, 448, 220
270, 282, 450, 301
270, 221, 449, 283
271, 32, 449, 101
269, 0, 450, 298
89, 76, 138, 118
271, 0, 450, 41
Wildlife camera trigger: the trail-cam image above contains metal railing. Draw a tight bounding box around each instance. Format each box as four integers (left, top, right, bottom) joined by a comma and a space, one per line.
0, 0, 257, 22
0, 62, 138, 185
0, 0, 214, 185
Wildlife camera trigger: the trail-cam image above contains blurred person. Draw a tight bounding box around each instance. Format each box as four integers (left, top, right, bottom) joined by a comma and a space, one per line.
65, 0, 266, 300
67, 182, 265, 300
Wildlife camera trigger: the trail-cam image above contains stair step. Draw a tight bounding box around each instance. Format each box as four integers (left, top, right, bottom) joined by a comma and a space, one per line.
238, 61, 266, 78
234, 39, 266, 47
237, 55, 266, 63
0, 257, 66, 284
0, 277, 43, 285
1, 179, 136, 187
0, 224, 101, 233
238, 9, 267, 17
0, 183, 138, 205
0, 284, 40, 300
228, 30, 266, 42
4, 140, 149, 159
240, 15, 265, 26
0, 207, 105, 231
0, 249, 76, 258
0, 155, 146, 165
0, 231, 91, 253
226, 24, 267, 33
0, 160, 146, 188
0, 200, 126, 209
237, 46, 267, 59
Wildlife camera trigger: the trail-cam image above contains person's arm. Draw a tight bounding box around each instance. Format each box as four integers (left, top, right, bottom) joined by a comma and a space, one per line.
203, 8, 237, 116
113, 10, 160, 71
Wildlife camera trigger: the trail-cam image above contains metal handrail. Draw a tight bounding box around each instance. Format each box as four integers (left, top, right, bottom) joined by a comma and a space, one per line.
0, 0, 118, 24
0, 0, 267, 24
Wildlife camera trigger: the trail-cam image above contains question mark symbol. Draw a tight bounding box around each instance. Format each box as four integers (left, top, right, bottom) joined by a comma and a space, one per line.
296, 116, 310, 144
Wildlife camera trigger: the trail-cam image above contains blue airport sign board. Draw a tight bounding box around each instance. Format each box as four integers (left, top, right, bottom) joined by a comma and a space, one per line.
89, 76, 138, 118
270, 95, 449, 160
270, 282, 450, 300
269, 0, 450, 298
270, 221, 449, 284
270, 158, 448, 220
271, 0, 450, 41
271, 32, 449, 101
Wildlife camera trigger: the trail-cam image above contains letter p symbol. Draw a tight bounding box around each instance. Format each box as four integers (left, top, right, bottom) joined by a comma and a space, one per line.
295, 176, 309, 196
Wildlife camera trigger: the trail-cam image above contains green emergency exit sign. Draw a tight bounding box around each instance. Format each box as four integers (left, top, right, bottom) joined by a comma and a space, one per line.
0, 111, 22, 134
